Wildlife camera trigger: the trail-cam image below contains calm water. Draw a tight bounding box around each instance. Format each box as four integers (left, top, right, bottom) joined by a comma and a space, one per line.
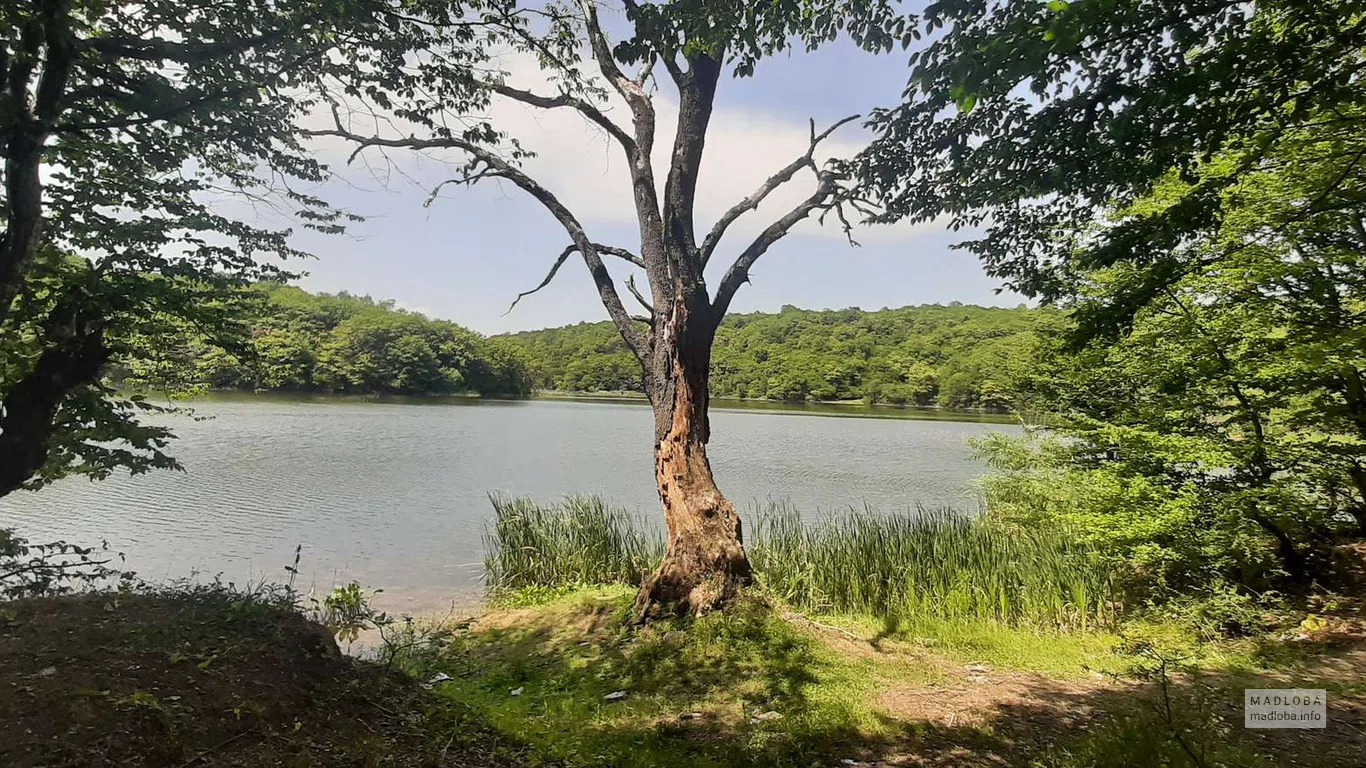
0, 396, 1016, 613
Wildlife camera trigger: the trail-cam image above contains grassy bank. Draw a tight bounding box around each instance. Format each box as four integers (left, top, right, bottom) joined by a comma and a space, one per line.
465, 496, 1366, 766
6, 504, 1363, 768
394, 586, 1365, 768
485, 495, 1119, 629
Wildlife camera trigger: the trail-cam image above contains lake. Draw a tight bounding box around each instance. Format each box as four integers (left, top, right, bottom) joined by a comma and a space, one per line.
0, 395, 1017, 614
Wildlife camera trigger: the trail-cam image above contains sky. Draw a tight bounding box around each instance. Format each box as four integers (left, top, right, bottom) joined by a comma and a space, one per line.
285, 17, 1021, 336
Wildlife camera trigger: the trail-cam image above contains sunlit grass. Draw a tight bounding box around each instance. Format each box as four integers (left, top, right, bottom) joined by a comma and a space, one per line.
484, 495, 1121, 630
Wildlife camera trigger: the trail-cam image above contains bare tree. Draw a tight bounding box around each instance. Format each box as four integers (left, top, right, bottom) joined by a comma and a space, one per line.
313, 0, 898, 617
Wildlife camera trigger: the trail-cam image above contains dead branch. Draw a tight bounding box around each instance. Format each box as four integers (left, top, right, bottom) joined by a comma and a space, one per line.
506, 244, 646, 313
701, 114, 859, 265
712, 169, 848, 318
308, 118, 648, 363
626, 274, 653, 314
486, 81, 635, 153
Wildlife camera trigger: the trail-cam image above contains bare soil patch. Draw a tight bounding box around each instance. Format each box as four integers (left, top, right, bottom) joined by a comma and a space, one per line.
0, 591, 531, 767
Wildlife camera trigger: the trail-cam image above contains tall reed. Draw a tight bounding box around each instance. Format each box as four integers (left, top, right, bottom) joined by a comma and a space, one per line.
483, 495, 1120, 629
484, 494, 663, 591
749, 502, 1117, 629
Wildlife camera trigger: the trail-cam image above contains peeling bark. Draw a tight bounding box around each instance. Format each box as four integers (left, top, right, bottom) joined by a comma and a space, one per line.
634, 295, 751, 619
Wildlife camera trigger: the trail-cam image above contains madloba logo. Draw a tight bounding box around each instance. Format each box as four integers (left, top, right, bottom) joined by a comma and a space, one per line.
1245, 689, 1326, 729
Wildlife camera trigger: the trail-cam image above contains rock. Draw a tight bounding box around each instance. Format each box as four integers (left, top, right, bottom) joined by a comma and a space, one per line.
678, 711, 703, 721
965, 664, 988, 674
510, 686, 524, 696
967, 674, 989, 684
604, 690, 628, 702
751, 711, 784, 723
424, 672, 452, 687
29, 667, 56, 679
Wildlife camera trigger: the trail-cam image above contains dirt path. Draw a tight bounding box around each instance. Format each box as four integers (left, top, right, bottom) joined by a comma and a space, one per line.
795, 618, 1366, 768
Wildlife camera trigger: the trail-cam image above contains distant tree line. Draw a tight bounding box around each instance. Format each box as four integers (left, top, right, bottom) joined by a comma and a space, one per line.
500, 304, 1055, 409
112, 284, 531, 398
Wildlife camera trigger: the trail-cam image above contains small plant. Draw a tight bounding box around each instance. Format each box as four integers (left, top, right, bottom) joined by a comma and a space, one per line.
312, 581, 393, 647
1161, 583, 1278, 640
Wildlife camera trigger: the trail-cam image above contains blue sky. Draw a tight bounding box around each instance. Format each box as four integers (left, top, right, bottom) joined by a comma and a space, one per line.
289, 24, 1020, 336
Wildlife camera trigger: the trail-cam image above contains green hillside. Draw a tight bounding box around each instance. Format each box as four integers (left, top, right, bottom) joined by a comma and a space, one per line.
501, 303, 1055, 409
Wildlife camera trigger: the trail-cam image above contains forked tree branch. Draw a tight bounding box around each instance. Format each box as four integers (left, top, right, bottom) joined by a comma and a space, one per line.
711, 169, 848, 319
626, 274, 653, 314
578, 0, 648, 104
306, 122, 648, 363
487, 81, 635, 153
505, 242, 645, 313
701, 114, 859, 266
505, 244, 576, 314
578, 0, 669, 309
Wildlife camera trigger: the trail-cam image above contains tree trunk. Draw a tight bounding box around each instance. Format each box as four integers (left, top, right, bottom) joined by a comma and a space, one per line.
634, 298, 752, 619
0, 307, 109, 498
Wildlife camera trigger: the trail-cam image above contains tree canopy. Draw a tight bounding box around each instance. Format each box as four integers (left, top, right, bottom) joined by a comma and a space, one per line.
853, 0, 1366, 595
855, 0, 1366, 338
0, 0, 513, 496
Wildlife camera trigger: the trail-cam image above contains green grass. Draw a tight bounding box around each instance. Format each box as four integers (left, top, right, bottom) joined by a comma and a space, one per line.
819, 612, 1124, 678
750, 502, 1118, 629
484, 495, 1120, 630
396, 587, 916, 768
389, 587, 1315, 768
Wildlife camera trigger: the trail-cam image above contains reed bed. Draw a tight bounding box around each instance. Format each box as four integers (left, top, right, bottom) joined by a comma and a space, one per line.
749, 503, 1117, 629
484, 495, 1119, 629
484, 494, 663, 591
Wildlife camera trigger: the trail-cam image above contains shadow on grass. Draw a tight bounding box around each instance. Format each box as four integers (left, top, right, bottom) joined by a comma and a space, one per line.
410, 591, 1366, 768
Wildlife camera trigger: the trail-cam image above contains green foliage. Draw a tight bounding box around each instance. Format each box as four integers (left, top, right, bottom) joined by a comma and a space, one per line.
976, 106, 1366, 596
857, 0, 1366, 319
975, 433, 1273, 595
483, 495, 1120, 630
311, 581, 393, 647
113, 283, 532, 397
1, 0, 564, 496
0, 527, 137, 600
503, 304, 1053, 408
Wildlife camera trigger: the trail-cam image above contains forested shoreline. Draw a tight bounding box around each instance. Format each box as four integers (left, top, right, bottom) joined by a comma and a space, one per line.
120, 286, 1051, 411
501, 303, 1051, 409
110, 283, 533, 398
